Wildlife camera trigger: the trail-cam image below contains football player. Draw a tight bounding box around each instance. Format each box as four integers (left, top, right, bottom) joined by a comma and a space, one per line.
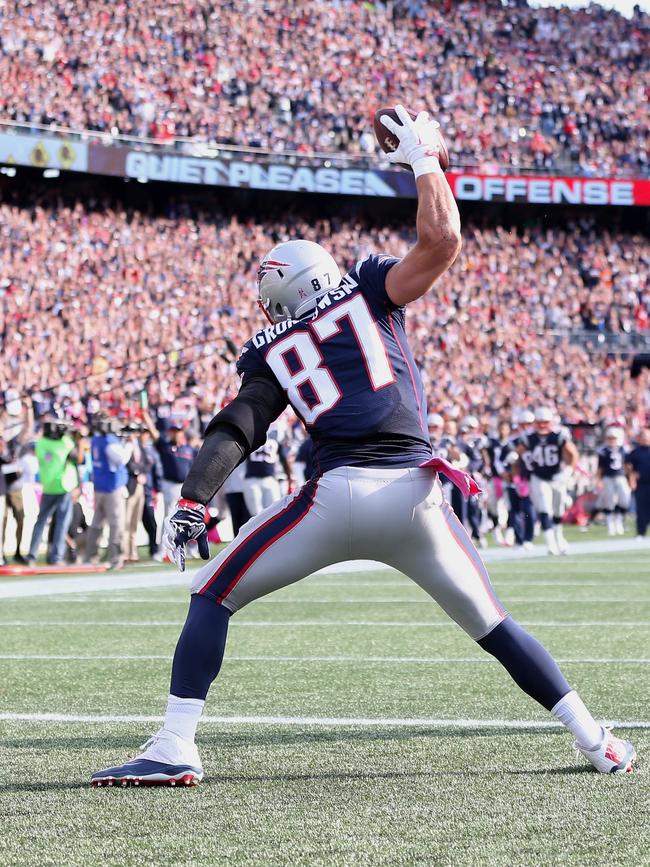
518, 408, 579, 555
484, 420, 516, 546
597, 427, 630, 536
91, 106, 635, 786
242, 426, 293, 517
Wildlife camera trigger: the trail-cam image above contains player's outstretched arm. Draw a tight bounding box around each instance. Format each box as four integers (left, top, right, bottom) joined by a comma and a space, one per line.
381, 106, 461, 306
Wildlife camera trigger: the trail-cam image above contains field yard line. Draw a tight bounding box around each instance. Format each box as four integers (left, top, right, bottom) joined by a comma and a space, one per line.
1, 711, 649, 729
1, 619, 649, 628
2, 536, 649, 599
2, 653, 649, 663
19, 597, 650, 606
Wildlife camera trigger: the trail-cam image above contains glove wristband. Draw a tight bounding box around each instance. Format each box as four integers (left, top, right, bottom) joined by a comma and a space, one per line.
412, 156, 443, 179
177, 498, 204, 512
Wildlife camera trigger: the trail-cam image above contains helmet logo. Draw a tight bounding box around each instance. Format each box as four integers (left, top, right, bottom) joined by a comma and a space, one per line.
258, 259, 290, 281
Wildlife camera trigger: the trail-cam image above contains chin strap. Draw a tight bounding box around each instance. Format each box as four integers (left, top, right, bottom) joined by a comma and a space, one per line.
420, 456, 483, 499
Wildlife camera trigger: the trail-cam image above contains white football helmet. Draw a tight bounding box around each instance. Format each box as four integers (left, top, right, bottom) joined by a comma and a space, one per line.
257, 240, 342, 323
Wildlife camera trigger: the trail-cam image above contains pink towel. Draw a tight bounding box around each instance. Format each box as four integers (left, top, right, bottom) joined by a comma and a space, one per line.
420, 457, 483, 499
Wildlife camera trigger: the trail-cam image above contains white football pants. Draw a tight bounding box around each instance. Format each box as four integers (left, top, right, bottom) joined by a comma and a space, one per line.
242, 476, 281, 517
530, 475, 570, 518
598, 476, 631, 511
192, 466, 506, 640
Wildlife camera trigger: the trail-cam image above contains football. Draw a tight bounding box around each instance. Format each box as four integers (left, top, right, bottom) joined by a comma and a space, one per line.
373, 106, 450, 172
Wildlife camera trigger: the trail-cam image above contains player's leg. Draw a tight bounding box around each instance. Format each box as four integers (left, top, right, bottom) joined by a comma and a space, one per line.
260, 476, 281, 510
601, 478, 617, 535
615, 477, 631, 535
551, 482, 569, 554
91, 473, 350, 786
385, 475, 636, 773
242, 477, 263, 516
530, 477, 557, 554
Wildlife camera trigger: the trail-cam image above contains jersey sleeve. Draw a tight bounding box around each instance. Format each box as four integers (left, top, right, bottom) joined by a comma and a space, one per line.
354, 254, 401, 314
236, 338, 270, 383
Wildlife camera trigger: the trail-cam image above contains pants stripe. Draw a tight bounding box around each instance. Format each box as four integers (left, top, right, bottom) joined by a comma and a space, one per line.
441, 502, 506, 618
198, 478, 319, 602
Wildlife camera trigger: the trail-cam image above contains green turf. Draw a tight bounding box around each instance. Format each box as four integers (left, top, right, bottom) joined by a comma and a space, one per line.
0, 550, 648, 866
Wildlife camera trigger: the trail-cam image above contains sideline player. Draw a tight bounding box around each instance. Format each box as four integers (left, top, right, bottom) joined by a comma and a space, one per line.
484, 419, 515, 546
242, 427, 293, 516
91, 107, 635, 786
518, 408, 578, 555
596, 427, 630, 536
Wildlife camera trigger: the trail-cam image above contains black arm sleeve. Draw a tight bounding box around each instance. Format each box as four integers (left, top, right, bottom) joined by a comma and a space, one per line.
180, 374, 288, 505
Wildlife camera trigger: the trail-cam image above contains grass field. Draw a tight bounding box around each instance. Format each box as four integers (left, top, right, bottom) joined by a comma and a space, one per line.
1, 547, 648, 866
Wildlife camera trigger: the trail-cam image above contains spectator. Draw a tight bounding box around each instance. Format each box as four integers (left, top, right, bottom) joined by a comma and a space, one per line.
27, 419, 82, 565
0, 1, 647, 176
85, 416, 132, 570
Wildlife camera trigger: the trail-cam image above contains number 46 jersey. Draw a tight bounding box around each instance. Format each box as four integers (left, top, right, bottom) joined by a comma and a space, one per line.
237, 254, 433, 475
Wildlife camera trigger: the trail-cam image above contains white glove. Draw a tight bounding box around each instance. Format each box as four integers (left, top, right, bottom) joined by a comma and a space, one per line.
380, 104, 443, 178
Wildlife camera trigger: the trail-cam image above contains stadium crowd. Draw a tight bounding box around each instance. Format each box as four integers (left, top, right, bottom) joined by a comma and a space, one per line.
0, 0, 648, 176
1, 191, 648, 432
0, 186, 649, 563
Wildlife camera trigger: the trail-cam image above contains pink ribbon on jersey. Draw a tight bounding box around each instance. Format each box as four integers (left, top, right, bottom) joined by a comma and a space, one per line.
419, 457, 483, 499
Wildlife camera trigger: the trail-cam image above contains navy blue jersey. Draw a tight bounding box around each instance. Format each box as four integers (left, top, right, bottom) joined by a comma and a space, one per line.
237, 254, 432, 475
246, 438, 285, 479
458, 437, 484, 473
519, 429, 569, 480
598, 445, 625, 478
431, 436, 453, 460
485, 437, 515, 478
627, 445, 650, 483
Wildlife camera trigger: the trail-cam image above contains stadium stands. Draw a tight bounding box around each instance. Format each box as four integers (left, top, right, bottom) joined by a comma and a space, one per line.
0, 0, 647, 175
0, 190, 647, 429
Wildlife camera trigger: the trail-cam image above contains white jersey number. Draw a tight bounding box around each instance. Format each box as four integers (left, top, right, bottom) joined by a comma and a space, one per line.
531, 443, 559, 467
265, 295, 394, 424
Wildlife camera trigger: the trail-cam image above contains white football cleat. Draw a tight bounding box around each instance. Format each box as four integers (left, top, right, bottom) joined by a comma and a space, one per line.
576, 727, 637, 774
91, 728, 203, 787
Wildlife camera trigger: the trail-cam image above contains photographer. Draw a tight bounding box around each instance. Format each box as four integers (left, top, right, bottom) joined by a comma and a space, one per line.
124, 423, 148, 563
26, 419, 83, 566
85, 416, 132, 570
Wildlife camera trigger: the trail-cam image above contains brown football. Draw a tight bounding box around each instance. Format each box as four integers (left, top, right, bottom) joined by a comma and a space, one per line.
373, 107, 450, 173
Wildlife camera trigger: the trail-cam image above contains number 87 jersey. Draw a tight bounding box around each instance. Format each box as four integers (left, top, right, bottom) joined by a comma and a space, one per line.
237, 254, 434, 475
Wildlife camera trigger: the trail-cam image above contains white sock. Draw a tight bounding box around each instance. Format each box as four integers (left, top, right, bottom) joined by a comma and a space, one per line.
551, 690, 603, 750
606, 513, 616, 534
544, 528, 558, 552
554, 524, 565, 544
164, 694, 205, 742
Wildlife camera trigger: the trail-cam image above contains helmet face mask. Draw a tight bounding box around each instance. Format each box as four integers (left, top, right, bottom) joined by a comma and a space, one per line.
257, 240, 342, 324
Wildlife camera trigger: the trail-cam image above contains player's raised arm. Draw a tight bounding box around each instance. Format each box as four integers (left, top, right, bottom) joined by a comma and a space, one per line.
380, 106, 462, 306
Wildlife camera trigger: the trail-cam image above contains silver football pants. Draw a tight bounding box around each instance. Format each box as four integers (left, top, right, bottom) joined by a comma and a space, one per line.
192, 466, 507, 640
